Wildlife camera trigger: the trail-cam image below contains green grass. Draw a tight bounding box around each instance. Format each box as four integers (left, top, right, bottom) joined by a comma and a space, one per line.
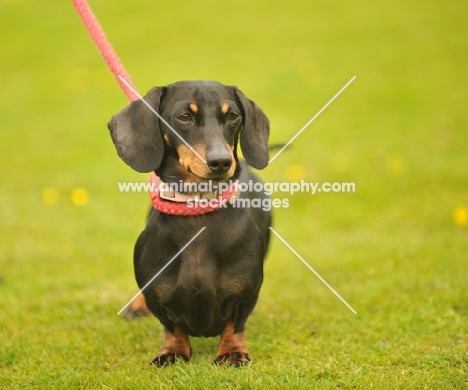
1, 0, 467, 388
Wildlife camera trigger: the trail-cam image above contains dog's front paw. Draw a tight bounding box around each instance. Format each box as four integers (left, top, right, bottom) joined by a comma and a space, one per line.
214, 351, 252, 367
151, 353, 189, 367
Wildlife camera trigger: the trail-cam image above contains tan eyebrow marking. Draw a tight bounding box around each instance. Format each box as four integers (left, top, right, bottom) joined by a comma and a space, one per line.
221, 103, 229, 114
189, 103, 198, 113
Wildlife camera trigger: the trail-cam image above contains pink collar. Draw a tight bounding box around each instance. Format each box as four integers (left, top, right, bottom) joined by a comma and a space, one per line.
149, 173, 239, 216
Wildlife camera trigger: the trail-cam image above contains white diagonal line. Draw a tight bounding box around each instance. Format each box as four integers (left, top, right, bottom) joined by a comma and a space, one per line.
117, 227, 206, 315
268, 76, 356, 164
269, 227, 357, 314
118, 75, 207, 163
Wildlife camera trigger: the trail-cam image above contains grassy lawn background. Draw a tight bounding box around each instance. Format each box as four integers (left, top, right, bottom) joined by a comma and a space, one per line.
1, 0, 467, 388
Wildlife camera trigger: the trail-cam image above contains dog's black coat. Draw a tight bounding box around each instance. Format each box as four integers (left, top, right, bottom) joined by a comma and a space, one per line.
108, 81, 271, 364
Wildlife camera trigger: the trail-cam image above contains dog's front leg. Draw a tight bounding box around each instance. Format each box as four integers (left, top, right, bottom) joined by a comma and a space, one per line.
214, 321, 251, 366
151, 328, 191, 367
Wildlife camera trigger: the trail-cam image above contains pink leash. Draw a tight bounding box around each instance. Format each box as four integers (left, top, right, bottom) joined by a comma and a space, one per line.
72, 1, 235, 216
72, 0, 139, 102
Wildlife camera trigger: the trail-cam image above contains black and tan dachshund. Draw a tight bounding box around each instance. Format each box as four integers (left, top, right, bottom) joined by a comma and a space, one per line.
108, 80, 271, 366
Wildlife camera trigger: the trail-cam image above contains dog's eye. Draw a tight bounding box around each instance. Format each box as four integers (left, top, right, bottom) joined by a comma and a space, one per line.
226, 112, 239, 122
177, 113, 192, 123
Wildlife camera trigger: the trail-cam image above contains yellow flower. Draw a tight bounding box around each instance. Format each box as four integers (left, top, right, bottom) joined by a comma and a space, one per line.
285, 165, 306, 182
71, 188, 89, 206
386, 152, 405, 176
453, 206, 468, 226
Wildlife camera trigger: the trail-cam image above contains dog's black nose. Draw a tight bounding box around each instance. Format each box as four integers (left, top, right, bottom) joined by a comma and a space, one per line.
206, 151, 232, 175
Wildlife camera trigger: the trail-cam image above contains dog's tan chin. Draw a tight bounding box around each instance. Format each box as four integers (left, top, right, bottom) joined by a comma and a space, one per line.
187, 168, 233, 183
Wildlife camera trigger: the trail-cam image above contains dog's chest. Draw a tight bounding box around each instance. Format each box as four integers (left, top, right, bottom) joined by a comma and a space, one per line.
143, 208, 264, 301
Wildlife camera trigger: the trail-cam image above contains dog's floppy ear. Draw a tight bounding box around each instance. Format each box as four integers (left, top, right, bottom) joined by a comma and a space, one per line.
108, 87, 164, 173
235, 88, 270, 169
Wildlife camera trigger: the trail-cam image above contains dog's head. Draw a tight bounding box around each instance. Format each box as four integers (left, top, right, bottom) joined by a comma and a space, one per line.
108, 81, 269, 184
